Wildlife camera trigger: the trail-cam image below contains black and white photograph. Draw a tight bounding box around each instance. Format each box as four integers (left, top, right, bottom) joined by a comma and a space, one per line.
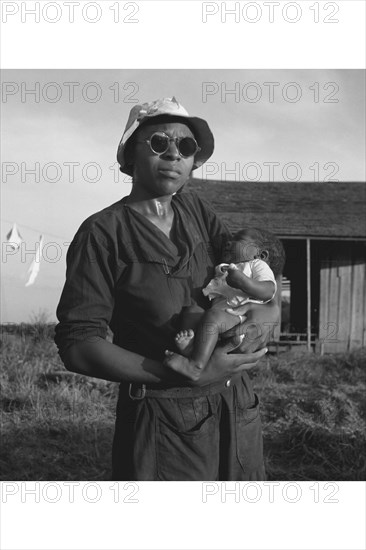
1, 2, 365, 549
2, 68, 365, 483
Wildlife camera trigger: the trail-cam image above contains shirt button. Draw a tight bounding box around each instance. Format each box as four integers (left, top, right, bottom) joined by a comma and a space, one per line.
225, 379, 231, 388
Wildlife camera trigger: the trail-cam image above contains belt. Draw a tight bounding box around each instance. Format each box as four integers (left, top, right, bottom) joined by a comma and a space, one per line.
128, 372, 243, 400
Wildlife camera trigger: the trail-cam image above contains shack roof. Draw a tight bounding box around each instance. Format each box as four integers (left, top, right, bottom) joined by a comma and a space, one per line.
187, 179, 366, 239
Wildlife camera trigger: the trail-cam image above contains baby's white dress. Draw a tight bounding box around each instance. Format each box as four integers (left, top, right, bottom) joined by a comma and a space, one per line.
202, 259, 277, 307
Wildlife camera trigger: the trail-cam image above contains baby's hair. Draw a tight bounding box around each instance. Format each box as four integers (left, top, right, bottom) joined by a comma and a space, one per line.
232, 227, 286, 278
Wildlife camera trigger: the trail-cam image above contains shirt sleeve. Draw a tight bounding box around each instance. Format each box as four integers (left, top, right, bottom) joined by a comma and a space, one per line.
54, 227, 119, 359
250, 259, 277, 300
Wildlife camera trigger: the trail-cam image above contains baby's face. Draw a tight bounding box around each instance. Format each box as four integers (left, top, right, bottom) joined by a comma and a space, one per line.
223, 238, 260, 264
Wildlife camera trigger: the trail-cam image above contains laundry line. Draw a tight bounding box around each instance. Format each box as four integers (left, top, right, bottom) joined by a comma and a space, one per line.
3, 220, 70, 287
1, 218, 70, 242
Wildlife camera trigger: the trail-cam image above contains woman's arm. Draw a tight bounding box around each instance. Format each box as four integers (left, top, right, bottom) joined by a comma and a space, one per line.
61, 338, 177, 383
61, 336, 267, 385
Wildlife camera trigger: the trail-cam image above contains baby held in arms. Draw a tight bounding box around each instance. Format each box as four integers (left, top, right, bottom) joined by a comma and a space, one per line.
164, 227, 286, 381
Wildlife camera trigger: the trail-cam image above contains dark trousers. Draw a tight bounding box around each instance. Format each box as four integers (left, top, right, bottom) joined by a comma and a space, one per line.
112, 372, 265, 481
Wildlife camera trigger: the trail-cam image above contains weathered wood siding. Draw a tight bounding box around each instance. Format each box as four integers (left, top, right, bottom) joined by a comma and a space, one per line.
319, 243, 366, 352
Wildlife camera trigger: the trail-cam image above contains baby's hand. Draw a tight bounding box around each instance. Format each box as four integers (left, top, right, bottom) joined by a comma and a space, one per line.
226, 265, 244, 289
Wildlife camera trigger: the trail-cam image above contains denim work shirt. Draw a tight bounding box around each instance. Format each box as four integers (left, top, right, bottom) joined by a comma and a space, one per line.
55, 192, 231, 362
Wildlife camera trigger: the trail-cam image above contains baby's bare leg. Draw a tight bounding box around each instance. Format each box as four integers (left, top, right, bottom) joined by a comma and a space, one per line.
174, 303, 205, 357
190, 306, 240, 368
180, 303, 205, 331
164, 306, 240, 381
175, 329, 195, 356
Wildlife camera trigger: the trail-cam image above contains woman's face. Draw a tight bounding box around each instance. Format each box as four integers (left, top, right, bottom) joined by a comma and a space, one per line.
130, 121, 196, 198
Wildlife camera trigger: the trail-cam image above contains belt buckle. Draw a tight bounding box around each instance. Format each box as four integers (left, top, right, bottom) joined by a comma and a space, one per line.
128, 383, 146, 400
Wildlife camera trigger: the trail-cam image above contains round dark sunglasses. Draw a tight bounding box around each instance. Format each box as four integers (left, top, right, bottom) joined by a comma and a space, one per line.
136, 131, 201, 158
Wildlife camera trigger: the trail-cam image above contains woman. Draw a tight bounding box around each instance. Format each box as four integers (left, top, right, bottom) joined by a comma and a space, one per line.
55, 97, 279, 481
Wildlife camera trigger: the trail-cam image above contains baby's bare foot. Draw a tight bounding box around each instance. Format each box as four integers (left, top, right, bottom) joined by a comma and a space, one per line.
175, 329, 195, 357
163, 350, 202, 381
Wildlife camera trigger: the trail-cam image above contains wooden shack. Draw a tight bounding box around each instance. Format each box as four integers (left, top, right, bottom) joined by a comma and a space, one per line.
188, 179, 366, 353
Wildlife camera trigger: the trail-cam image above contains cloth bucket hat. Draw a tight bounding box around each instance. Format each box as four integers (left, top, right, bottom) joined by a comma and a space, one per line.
117, 97, 214, 176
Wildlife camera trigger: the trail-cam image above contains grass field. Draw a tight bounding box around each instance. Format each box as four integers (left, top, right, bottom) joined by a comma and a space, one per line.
1, 327, 365, 481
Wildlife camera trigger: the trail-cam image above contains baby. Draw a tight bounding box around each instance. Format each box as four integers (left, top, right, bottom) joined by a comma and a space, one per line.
164, 227, 286, 381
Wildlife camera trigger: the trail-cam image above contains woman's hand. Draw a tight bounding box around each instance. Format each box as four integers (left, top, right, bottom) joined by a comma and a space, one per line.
192, 338, 268, 386
223, 300, 280, 353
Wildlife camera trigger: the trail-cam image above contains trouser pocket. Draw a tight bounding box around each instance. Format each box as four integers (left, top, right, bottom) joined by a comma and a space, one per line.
235, 393, 264, 475
154, 397, 220, 481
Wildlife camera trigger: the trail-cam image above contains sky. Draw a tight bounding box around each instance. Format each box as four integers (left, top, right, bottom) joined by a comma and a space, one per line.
1, 69, 365, 322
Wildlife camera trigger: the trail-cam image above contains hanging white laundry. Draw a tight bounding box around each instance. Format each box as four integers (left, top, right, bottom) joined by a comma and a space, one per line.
25, 235, 44, 287
6, 223, 23, 251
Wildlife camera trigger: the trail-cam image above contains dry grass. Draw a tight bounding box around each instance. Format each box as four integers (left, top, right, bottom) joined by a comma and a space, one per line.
253, 350, 366, 480
1, 329, 365, 480
0, 334, 118, 480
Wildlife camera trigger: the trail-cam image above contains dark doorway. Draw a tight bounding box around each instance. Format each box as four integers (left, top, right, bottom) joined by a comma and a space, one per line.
281, 239, 320, 336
